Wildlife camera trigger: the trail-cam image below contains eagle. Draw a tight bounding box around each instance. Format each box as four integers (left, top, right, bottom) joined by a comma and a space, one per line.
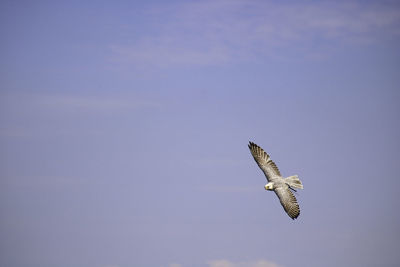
248, 141, 303, 220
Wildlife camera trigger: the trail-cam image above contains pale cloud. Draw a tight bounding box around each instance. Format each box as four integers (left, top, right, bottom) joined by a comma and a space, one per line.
110, 0, 400, 67
1, 92, 160, 114
169, 263, 182, 267
0, 92, 161, 138
0, 174, 91, 188
200, 185, 259, 193
207, 259, 282, 267
32, 94, 160, 112
183, 158, 247, 168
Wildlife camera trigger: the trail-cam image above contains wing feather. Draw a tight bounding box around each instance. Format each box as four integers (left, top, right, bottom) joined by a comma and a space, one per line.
274, 186, 300, 219
248, 142, 281, 181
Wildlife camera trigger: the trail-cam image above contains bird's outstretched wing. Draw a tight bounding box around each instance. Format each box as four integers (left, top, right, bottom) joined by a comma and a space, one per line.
274, 186, 300, 219
248, 142, 281, 181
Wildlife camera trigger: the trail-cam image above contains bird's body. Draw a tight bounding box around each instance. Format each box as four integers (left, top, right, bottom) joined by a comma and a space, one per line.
248, 141, 303, 220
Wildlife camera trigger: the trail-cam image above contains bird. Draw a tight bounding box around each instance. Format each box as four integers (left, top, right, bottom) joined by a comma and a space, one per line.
248, 141, 303, 220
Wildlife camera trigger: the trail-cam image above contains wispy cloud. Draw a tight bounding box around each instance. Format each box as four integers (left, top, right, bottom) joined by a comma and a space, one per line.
110, 0, 400, 67
0, 174, 89, 188
1, 92, 161, 114
200, 185, 259, 193
30, 94, 161, 112
207, 259, 282, 267
0, 92, 161, 138
183, 158, 247, 168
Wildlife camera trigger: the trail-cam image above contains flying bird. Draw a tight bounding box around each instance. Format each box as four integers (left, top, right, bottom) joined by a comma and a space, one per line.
248, 141, 303, 220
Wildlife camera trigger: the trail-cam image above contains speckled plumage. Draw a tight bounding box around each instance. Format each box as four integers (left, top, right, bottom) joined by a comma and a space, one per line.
248, 141, 303, 220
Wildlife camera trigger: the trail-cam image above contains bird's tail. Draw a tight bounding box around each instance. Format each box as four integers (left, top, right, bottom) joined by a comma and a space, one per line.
285, 175, 303, 189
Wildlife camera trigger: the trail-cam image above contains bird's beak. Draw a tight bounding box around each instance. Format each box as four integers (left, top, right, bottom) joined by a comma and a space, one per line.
264, 185, 268, 190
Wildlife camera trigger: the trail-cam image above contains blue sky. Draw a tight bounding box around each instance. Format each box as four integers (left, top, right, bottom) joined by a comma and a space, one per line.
1, 1, 400, 267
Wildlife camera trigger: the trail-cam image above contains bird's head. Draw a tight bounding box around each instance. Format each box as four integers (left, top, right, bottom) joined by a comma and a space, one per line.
264, 182, 274, 191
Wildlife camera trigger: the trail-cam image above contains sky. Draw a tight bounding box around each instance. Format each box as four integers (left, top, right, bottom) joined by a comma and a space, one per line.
1, 0, 400, 267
